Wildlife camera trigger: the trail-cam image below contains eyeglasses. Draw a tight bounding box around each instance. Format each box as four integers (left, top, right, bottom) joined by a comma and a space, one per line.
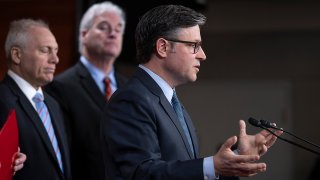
165, 38, 202, 54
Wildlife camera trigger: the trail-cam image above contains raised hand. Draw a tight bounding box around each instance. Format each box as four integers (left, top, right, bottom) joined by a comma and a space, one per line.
237, 120, 283, 156
214, 136, 267, 177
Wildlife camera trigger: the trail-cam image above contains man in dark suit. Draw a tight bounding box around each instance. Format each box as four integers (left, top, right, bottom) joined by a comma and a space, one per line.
45, 2, 127, 180
103, 5, 282, 180
0, 19, 71, 180
0, 98, 27, 176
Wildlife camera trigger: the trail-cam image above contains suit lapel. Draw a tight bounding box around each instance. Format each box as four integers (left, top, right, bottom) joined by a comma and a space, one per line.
135, 68, 196, 158
159, 96, 195, 158
76, 62, 105, 109
3, 75, 63, 173
182, 107, 199, 158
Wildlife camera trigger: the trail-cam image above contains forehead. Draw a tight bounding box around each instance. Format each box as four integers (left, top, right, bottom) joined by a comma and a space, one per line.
176, 25, 201, 40
93, 11, 123, 26
28, 26, 58, 47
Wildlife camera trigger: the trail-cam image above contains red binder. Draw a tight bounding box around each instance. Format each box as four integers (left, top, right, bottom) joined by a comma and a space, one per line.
0, 110, 19, 180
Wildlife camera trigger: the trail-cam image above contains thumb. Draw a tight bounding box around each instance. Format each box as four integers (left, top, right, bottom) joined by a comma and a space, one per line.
222, 136, 237, 150
239, 119, 247, 138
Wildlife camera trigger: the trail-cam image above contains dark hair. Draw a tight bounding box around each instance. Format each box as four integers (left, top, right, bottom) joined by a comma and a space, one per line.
135, 4, 206, 64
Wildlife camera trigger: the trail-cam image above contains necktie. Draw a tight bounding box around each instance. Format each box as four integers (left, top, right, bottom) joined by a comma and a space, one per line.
171, 91, 194, 158
32, 93, 63, 172
104, 77, 112, 100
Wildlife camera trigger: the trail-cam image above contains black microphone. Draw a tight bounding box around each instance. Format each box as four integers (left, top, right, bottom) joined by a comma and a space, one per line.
259, 119, 320, 150
248, 117, 320, 155
260, 119, 276, 129
248, 117, 262, 127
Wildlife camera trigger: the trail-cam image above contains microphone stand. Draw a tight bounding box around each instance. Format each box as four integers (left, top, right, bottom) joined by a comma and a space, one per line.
248, 117, 320, 156
260, 119, 320, 150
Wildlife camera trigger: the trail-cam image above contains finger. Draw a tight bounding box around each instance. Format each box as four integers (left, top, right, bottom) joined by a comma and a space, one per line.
239, 120, 247, 138
235, 162, 267, 176
264, 129, 283, 148
259, 129, 271, 137
222, 136, 238, 150
233, 154, 260, 163
275, 129, 284, 136
13, 163, 24, 171
15, 153, 27, 165
265, 135, 279, 148
258, 129, 276, 145
259, 145, 268, 156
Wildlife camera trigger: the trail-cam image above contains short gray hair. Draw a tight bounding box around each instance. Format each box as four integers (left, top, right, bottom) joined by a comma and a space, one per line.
78, 1, 126, 52
4, 19, 49, 59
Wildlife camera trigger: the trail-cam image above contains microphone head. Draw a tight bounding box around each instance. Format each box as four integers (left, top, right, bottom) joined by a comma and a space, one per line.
260, 119, 274, 128
248, 117, 262, 127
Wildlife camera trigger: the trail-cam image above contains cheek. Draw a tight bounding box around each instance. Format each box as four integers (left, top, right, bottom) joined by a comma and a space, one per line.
85, 32, 102, 43
21, 56, 36, 69
180, 59, 193, 71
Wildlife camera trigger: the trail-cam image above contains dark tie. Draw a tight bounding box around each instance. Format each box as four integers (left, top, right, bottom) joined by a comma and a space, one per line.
32, 93, 64, 172
104, 77, 112, 100
171, 91, 194, 158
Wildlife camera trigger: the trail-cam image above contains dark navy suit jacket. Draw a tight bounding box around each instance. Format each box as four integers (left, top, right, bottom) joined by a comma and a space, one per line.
0, 75, 71, 180
45, 61, 127, 180
103, 67, 239, 180
103, 67, 205, 180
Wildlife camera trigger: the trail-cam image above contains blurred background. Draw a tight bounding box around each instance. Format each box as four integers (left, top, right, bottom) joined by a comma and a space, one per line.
1, 0, 320, 179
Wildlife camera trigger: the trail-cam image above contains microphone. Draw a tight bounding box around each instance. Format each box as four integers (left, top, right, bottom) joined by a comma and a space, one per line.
260, 119, 276, 129
248, 117, 262, 127
248, 117, 320, 155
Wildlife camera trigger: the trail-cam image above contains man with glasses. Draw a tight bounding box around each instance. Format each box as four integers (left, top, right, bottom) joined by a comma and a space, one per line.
164, 38, 202, 54
102, 4, 282, 180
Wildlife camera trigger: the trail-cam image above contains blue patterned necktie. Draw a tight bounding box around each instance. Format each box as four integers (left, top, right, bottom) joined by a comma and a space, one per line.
171, 91, 194, 158
32, 93, 63, 172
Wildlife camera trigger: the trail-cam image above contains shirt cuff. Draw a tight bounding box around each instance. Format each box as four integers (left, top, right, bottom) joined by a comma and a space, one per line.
203, 156, 219, 180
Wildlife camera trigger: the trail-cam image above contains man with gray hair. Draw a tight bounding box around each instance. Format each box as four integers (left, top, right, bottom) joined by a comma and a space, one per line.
45, 1, 127, 180
1, 18, 71, 180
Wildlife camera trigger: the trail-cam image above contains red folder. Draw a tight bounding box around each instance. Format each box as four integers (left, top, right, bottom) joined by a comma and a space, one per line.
0, 110, 19, 180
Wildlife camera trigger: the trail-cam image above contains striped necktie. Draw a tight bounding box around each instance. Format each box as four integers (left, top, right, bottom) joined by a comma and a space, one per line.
171, 91, 194, 158
32, 93, 63, 172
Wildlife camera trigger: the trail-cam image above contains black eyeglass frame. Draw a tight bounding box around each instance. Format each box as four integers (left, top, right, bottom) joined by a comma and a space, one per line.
164, 38, 202, 54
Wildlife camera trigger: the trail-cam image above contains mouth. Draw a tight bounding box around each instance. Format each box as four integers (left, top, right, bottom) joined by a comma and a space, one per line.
194, 65, 200, 72
44, 68, 55, 74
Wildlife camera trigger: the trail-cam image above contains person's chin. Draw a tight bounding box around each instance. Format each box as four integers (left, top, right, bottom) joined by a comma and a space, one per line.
43, 76, 54, 84
188, 76, 198, 83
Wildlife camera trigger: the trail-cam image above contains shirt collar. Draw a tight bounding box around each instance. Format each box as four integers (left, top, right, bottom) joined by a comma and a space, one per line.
80, 56, 117, 93
8, 70, 44, 108
139, 64, 173, 103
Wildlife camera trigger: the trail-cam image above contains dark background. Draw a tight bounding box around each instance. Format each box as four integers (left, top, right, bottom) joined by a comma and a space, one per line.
0, 1, 320, 180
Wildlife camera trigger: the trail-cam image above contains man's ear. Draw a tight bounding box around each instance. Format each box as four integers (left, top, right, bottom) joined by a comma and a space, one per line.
11, 46, 22, 64
80, 30, 88, 41
155, 38, 168, 58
